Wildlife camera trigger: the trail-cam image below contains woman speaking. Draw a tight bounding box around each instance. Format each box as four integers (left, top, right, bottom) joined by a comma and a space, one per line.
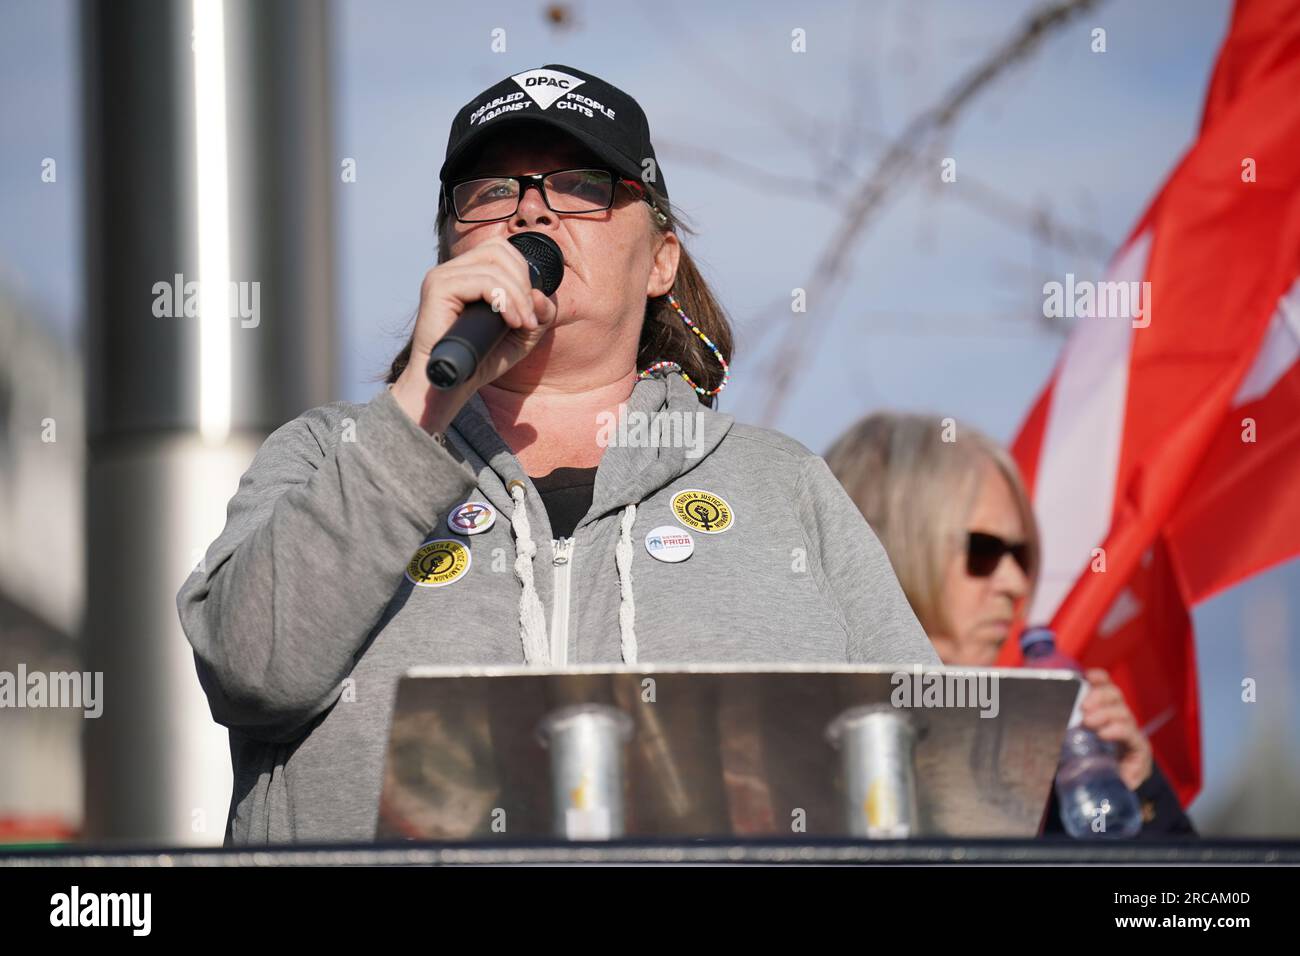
178, 64, 938, 845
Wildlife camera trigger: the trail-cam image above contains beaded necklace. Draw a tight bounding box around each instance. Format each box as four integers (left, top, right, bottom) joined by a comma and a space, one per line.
637, 292, 730, 398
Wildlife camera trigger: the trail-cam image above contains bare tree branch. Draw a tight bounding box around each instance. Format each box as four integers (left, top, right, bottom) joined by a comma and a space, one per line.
650, 0, 840, 162
656, 136, 1115, 260
656, 139, 842, 202
757, 0, 1107, 426
949, 174, 1113, 261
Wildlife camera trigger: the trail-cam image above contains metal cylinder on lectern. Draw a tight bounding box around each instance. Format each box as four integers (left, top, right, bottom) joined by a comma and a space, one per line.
536, 704, 634, 841
826, 705, 919, 838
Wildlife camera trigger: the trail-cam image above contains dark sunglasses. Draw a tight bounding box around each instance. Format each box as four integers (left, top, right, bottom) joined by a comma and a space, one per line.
966, 531, 1031, 578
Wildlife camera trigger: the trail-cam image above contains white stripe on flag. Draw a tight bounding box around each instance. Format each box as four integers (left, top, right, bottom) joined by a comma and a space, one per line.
1233, 276, 1300, 406
1028, 232, 1153, 625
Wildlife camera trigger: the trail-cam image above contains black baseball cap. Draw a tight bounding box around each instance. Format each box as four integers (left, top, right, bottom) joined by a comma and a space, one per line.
439, 64, 669, 203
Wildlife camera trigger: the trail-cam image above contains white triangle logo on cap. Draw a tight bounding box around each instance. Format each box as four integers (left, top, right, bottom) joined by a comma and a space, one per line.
510, 68, 585, 110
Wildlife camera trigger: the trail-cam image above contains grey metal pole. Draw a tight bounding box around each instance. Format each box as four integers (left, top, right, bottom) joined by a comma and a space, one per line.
80, 0, 335, 844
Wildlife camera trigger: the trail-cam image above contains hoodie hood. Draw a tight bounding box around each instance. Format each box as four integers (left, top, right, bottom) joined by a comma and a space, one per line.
442, 369, 734, 666
445, 369, 734, 539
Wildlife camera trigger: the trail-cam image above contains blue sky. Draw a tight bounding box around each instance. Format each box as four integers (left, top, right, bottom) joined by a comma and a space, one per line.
2, 0, 1297, 830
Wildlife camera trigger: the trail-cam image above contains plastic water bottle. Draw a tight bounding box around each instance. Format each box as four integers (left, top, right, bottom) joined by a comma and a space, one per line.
1020, 627, 1142, 839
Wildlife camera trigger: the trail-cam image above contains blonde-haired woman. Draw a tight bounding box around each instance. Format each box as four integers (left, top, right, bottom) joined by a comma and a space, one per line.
826, 412, 1194, 837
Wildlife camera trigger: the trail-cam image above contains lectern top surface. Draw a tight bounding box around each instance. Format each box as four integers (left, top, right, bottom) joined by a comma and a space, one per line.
377, 666, 1079, 840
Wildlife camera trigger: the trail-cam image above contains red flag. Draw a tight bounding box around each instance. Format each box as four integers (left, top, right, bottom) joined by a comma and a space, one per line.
1167, 320, 1300, 605
1000, 0, 1300, 805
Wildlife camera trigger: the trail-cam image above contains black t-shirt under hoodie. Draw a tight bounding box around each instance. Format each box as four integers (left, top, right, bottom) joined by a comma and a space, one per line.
531, 466, 599, 540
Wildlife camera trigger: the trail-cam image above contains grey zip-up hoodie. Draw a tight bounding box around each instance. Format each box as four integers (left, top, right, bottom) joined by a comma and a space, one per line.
177, 370, 939, 844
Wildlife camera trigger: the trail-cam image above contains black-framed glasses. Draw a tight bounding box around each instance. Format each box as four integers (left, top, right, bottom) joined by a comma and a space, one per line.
444, 167, 636, 223
966, 531, 1031, 578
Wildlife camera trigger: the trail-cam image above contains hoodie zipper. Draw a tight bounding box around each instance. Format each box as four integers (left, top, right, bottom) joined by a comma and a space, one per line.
550, 537, 575, 666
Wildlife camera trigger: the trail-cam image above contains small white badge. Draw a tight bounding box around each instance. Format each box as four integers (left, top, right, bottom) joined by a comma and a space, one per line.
448, 500, 496, 536
644, 525, 694, 563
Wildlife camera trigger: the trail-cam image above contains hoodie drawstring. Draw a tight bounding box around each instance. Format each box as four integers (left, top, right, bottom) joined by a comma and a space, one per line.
507, 480, 550, 665
615, 503, 638, 664
507, 479, 638, 666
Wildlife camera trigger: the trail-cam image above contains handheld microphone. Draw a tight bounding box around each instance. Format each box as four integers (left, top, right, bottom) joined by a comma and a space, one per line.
425, 232, 565, 389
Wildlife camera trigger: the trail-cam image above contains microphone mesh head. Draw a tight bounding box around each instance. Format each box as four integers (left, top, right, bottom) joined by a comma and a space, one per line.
508, 232, 565, 296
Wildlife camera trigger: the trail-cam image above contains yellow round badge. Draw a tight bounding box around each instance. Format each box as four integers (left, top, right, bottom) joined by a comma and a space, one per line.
405, 538, 471, 588
670, 488, 734, 534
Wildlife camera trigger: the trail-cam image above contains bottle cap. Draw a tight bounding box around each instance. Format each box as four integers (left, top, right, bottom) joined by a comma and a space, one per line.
1019, 626, 1056, 652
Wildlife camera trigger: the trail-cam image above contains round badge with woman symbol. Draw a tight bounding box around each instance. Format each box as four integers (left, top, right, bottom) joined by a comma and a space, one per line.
669, 489, 734, 534
405, 538, 472, 587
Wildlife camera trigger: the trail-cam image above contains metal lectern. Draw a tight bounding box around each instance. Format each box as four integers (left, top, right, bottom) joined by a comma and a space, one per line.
375, 664, 1080, 841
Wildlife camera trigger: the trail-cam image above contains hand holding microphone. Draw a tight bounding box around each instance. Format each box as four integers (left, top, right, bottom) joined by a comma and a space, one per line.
391, 233, 563, 435
426, 232, 564, 389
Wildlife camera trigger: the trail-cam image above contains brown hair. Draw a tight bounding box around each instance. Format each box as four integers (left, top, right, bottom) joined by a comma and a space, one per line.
824, 412, 1041, 638
381, 183, 734, 408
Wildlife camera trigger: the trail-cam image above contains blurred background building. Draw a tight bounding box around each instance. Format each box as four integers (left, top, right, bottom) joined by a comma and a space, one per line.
0, 290, 83, 840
